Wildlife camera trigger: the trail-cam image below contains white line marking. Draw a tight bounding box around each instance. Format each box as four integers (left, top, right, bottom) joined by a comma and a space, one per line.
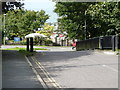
102, 64, 118, 72
86, 58, 118, 72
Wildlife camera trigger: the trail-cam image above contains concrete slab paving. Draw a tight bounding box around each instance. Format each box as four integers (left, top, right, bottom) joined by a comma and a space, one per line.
2, 50, 43, 88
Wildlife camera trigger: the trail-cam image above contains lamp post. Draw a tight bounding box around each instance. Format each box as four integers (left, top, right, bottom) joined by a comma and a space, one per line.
84, 11, 87, 40
4, 14, 6, 45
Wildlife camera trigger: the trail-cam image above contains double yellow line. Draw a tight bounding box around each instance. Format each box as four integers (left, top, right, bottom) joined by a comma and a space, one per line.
25, 55, 62, 89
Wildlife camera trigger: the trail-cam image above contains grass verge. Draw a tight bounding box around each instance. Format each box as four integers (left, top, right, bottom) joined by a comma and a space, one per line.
1, 47, 48, 51
1, 47, 48, 56
19, 50, 35, 56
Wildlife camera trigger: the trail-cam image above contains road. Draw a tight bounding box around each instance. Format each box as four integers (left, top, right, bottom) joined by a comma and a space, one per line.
34, 47, 118, 88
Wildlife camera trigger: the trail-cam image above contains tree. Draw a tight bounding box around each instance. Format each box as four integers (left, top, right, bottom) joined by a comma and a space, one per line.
36, 23, 54, 38
2, 1, 24, 13
87, 2, 120, 36
54, 2, 94, 40
2, 9, 49, 39
54, 2, 120, 40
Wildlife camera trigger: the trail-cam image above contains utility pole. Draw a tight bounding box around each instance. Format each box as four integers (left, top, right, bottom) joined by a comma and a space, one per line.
4, 14, 6, 45
84, 10, 87, 40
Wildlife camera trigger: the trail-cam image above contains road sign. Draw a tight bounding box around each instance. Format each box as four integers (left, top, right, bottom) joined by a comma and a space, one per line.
14, 37, 20, 42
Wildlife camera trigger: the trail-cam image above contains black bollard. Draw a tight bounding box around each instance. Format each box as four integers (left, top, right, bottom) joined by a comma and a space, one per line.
30, 37, 33, 52
26, 38, 29, 51
61, 40, 63, 46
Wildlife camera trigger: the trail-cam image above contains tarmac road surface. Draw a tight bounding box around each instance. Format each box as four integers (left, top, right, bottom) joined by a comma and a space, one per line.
35, 47, 118, 88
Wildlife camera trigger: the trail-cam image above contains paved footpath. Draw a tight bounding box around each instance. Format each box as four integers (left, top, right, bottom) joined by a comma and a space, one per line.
2, 50, 43, 88
35, 47, 119, 88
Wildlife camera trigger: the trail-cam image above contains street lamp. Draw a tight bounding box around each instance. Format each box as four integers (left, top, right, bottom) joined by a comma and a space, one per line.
84, 10, 87, 40
4, 14, 6, 45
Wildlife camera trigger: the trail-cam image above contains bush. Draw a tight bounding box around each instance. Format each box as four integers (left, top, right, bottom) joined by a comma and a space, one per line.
52, 43, 60, 46
6, 40, 26, 45
6, 40, 14, 45
6, 39, 53, 46
44, 39, 53, 46
20, 40, 26, 45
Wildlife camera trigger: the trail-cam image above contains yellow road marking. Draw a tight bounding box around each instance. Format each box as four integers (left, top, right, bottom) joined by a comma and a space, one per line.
25, 56, 48, 88
31, 56, 62, 88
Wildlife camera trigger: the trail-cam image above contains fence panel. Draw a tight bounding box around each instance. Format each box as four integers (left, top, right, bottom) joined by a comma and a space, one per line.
101, 36, 112, 49
76, 35, 120, 51
76, 37, 99, 51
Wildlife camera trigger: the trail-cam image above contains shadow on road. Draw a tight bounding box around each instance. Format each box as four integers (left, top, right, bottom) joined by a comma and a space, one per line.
35, 51, 94, 76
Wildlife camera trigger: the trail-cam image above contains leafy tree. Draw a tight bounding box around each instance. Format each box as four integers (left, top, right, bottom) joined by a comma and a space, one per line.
87, 2, 120, 36
36, 23, 54, 38
54, 2, 94, 40
54, 2, 120, 40
2, 9, 49, 39
2, 1, 24, 13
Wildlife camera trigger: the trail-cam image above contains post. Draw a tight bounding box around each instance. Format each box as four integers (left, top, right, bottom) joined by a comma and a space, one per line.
30, 37, 33, 52
84, 11, 87, 40
4, 14, 6, 45
118, 35, 120, 49
67, 39, 69, 46
112, 36, 115, 51
61, 39, 63, 46
55, 37, 57, 44
26, 38, 29, 51
99, 37, 103, 50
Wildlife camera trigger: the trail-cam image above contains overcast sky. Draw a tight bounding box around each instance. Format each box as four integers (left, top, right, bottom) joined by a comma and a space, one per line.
23, 0, 58, 23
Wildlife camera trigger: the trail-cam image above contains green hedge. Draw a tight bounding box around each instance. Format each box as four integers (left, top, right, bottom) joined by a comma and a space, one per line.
6, 40, 26, 45
6, 39, 53, 46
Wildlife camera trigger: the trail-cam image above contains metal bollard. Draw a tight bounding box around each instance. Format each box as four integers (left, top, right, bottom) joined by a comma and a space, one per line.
30, 38, 33, 52
26, 38, 29, 51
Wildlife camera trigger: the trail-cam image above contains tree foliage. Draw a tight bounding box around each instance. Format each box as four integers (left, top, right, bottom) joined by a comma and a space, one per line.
54, 2, 120, 40
36, 23, 54, 38
54, 2, 94, 40
2, 9, 49, 39
2, 1, 24, 13
87, 2, 120, 36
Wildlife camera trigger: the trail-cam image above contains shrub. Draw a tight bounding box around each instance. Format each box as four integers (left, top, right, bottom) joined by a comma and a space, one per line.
6, 40, 26, 45
44, 39, 53, 46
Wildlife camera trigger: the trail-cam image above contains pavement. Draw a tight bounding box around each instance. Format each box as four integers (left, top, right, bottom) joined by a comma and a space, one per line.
2, 50, 43, 88
1, 45, 119, 89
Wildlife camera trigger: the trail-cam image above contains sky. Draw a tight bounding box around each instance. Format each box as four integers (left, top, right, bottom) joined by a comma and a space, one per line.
23, 0, 58, 23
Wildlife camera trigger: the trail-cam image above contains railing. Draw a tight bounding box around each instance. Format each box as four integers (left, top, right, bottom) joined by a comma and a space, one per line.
76, 35, 120, 51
